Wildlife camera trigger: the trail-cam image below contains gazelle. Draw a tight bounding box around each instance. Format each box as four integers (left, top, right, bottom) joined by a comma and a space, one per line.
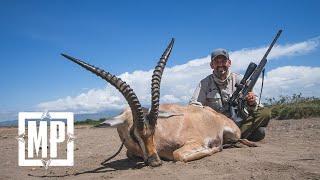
62, 39, 256, 167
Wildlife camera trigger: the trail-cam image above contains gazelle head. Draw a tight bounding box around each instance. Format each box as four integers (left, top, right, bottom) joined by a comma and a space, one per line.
62, 39, 174, 166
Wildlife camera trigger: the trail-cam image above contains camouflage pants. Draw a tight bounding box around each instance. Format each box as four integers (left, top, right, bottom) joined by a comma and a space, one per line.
240, 107, 272, 141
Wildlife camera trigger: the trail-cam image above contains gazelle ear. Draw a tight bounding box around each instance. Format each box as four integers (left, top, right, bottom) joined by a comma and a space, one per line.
97, 115, 126, 128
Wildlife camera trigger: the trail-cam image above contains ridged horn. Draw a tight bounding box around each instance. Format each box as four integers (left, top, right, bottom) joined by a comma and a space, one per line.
61, 53, 145, 130
147, 38, 174, 127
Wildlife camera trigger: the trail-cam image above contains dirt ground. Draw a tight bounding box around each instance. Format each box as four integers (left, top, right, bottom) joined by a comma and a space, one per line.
0, 118, 320, 180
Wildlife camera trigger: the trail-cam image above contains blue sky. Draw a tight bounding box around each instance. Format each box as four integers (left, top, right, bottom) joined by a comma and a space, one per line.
1, 1, 320, 120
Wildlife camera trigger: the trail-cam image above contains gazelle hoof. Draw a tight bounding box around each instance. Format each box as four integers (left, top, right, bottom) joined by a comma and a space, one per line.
146, 153, 162, 167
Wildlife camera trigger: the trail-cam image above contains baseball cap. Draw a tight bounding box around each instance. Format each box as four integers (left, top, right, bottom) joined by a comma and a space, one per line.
211, 48, 229, 61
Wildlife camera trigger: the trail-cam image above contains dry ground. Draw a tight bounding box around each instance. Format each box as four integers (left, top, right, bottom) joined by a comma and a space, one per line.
0, 118, 320, 180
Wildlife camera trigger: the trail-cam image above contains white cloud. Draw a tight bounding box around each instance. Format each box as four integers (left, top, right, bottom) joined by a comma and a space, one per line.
256, 66, 320, 98
37, 88, 126, 113
230, 36, 319, 71
162, 95, 181, 103
37, 37, 320, 113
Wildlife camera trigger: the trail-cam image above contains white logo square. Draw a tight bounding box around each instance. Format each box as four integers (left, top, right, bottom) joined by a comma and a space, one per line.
18, 112, 74, 168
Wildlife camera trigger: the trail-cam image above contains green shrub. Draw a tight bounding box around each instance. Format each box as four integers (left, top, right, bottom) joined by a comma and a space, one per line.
265, 93, 320, 120
74, 118, 106, 126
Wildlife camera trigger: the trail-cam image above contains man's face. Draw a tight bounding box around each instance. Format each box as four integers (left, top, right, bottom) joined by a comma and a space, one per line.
210, 55, 231, 78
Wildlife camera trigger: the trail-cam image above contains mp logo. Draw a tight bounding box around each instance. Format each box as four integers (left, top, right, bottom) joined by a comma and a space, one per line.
18, 112, 74, 168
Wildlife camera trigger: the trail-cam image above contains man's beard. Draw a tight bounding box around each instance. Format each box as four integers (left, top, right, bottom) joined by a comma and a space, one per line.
214, 66, 228, 79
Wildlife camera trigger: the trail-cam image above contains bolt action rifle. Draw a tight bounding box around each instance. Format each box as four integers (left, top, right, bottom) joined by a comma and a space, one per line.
229, 30, 283, 124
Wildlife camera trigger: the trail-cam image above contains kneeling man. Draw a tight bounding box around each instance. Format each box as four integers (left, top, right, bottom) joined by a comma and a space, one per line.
190, 49, 271, 141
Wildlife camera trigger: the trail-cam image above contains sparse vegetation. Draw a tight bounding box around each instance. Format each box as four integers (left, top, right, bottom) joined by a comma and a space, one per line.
74, 118, 106, 126
264, 93, 320, 120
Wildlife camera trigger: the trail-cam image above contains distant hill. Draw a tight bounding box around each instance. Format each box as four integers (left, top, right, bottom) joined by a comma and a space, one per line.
74, 110, 120, 122
0, 120, 18, 127
0, 110, 120, 127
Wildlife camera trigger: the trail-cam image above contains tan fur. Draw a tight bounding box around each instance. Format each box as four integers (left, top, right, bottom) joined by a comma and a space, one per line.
116, 104, 251, 163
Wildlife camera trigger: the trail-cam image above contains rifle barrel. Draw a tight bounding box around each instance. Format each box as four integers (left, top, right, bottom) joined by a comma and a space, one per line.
261, 30, 282, 61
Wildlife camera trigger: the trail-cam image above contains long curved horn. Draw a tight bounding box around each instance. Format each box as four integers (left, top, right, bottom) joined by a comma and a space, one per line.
147, 38, 174, 126
61, 53, 145, 130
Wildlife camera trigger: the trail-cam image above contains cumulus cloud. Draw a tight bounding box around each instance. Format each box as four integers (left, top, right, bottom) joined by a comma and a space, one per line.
37, 88, 125, 113
257, 66, 320, 98
37, 37, 320, 113
231, 36, 319, 71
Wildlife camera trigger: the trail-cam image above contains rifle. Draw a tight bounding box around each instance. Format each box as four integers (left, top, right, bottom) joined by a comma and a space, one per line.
229, 30, 283, 121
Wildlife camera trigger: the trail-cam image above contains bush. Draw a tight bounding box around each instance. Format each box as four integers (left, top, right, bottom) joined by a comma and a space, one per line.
264, 93, 320, 120
74, 118, 106, 126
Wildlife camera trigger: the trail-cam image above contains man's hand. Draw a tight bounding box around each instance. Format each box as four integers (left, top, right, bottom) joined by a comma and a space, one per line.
245, 92, 257, 106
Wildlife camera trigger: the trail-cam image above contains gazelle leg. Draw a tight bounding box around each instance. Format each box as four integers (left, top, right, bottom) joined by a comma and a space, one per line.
173, 142, 222, 162
223, 138, 258, 148
126, 150, 144, 161
238, 138, 258, 147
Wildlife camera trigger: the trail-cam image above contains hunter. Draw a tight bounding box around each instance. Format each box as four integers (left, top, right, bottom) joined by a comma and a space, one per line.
190, 48, 271, 141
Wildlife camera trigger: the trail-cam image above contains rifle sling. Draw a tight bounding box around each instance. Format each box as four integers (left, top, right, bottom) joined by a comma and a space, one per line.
258, 68, 265, 106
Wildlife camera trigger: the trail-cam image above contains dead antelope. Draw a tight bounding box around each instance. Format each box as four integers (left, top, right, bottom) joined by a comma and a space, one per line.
62, 38, 256, 167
